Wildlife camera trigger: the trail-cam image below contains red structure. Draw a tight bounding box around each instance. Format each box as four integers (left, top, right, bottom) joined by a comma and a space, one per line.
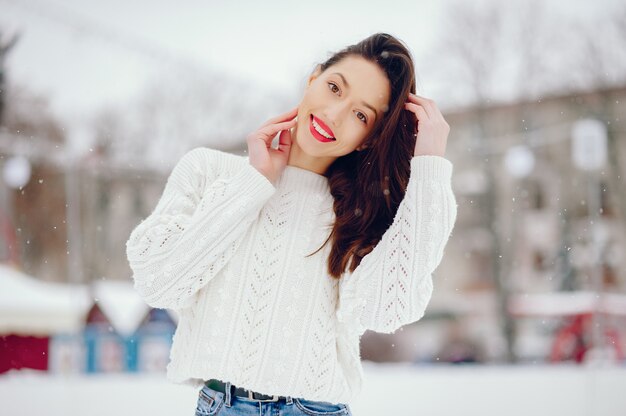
550, 313, 624, 363
0, 334, 49, 374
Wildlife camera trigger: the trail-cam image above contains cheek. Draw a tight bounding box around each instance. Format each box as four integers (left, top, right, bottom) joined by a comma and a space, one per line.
344, 132, 368, 149
350, 123, 369, 141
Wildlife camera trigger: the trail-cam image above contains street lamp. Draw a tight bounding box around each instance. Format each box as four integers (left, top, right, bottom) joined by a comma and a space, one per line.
502, 144, 535, 359
2, 155, 32, 189
504, 145, 535, 179
571, 118, 611, 365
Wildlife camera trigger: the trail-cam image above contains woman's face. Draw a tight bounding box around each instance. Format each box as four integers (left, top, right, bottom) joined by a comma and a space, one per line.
294, 55, 391, 158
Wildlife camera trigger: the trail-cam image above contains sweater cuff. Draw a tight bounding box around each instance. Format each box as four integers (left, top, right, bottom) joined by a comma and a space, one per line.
224, 160, 277, 203
410, 155, 453, 182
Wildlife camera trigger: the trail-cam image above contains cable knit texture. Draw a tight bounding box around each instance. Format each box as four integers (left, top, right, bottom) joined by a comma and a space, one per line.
125, 146, 458, 405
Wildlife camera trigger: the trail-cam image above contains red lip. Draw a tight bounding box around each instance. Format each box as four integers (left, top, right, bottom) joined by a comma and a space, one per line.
309, 116, 335, 142
312, 115, 335, 138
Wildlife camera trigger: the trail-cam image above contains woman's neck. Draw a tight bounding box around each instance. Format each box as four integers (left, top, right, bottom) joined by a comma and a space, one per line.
286, 125, 335, 176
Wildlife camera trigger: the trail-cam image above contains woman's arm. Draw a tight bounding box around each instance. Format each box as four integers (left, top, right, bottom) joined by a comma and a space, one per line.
126, 147, 276, 310
336, 155, 458, 335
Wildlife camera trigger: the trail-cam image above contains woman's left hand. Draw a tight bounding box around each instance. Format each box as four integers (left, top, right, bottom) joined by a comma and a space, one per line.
404, 93, 450, 157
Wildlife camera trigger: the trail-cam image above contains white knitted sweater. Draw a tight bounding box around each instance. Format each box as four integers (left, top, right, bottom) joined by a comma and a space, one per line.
125, 147, 457, 404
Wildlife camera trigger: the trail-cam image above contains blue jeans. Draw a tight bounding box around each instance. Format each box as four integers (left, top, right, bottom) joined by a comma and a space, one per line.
195, 381, 353, 415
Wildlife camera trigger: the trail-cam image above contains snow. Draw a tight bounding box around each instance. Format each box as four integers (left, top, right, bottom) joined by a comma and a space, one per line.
91, 280, 151, 337
0, 264, 90, 335
508, 291, 626, 316
1, 362, 625, 416
0, 264, 176, 336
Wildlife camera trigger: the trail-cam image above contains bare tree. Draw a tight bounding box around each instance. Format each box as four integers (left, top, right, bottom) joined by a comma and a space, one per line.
571, 3, 626, 264
615, 4, 626, 50
435, 0, 568, 363
1, 85, 69, 281
93, 68, 292, 171
435, 0, 519, 363
434, 0, 626, 363
567, 2, 626, 90
439, 0, 506, 105
509, 0, 570, 100
437, 0, 568, 103
0, 29, 20, 127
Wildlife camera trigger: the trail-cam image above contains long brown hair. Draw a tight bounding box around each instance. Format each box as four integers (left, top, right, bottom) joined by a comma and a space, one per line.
305, 32, 418, 279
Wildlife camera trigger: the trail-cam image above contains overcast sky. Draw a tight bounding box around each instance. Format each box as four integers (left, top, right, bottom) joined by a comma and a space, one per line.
1, 0, 622, 150
1, 0, 442, 119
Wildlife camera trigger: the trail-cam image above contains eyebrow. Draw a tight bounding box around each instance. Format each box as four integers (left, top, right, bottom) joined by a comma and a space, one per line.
331, 72, 379, 121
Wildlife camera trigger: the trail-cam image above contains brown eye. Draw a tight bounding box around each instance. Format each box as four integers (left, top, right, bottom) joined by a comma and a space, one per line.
327, 82, 340, 94
356, 112, 367, 123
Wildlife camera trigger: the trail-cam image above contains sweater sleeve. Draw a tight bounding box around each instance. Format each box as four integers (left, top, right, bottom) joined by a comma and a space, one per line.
125, 147, 276, 310
336, 155, 458, 336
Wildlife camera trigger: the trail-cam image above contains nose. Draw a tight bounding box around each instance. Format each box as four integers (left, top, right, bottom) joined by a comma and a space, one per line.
322, 101, 350, 132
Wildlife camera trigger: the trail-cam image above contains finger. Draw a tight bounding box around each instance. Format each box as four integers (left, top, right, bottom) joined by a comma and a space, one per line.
411, 93, 446, 123
406, 93, 434, 116
261, 106, 299, 128
258, 118, 297, 142
278, 127, 292, 153
407, 92, 435, 106
404, 102, 429, 122
263, 106, 298, 126
406, 93, 436, 119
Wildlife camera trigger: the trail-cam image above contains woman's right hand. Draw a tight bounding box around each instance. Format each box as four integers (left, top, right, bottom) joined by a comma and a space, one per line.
246, 106, 298, 185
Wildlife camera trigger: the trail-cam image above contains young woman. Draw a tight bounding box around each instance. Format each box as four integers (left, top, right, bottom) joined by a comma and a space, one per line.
126, 32, 457, 415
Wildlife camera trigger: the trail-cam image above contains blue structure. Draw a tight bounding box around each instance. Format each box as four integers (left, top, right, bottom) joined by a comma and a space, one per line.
131, 308, 177, 372
83, 303, 126, 373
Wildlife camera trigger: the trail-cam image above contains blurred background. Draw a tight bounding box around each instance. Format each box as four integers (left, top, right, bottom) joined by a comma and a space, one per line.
1, 0, 625, 415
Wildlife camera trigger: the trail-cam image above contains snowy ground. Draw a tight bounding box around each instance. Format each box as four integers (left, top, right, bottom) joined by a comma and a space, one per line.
1, 362, 625, 416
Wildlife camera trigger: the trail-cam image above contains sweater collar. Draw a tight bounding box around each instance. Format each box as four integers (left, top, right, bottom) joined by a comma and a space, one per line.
278, 164, 330, 194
